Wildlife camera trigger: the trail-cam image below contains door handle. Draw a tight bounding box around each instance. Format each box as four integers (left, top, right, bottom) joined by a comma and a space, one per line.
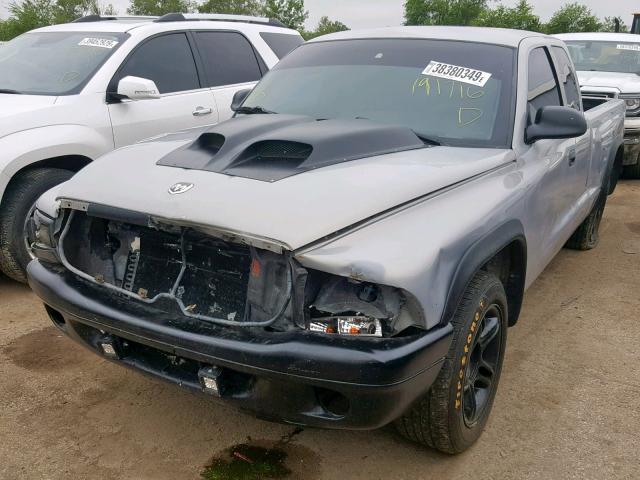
568, 148, 576, 166
192, 106, 213, 117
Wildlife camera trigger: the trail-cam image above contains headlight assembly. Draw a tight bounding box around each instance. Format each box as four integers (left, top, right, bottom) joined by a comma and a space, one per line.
303, 270, 423, 338
30, 209, 60, 264
310, 316, 383, 337
620, 95, 640, 116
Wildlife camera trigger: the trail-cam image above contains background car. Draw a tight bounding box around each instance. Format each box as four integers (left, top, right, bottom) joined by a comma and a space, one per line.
0, 13, 303, 282
557, 32, 640, 179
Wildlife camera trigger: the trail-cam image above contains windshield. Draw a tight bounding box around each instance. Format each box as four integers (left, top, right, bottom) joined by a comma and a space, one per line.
565, 40, 640, 74
242, 39, 516, 148
0, 32, 127, 95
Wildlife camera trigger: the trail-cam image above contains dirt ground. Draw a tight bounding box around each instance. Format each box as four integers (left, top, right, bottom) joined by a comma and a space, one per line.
1, 182, 639, 480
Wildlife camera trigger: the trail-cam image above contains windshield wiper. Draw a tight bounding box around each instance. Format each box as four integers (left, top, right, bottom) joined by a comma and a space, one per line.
412, 130, 442, 146
235, 105, 276, 115
0, 89, 22, 94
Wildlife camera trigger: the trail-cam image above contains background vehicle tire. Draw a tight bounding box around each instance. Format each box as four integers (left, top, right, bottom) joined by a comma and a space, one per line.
565, 187, 607, 251
395, 271, 508, 454
622, 161, 640, 180
0, 168, 74, 283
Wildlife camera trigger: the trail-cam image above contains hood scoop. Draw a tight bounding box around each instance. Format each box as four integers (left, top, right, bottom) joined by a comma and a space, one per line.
157, 115, 426, 182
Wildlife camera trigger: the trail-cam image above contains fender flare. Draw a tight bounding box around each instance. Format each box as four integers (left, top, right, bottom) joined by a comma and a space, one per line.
440, 219, 527, 327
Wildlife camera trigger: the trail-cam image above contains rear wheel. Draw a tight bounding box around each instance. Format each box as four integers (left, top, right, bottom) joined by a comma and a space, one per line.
395, 271, 508, 454
565, 187, 607, 251
0, 168, 74, 283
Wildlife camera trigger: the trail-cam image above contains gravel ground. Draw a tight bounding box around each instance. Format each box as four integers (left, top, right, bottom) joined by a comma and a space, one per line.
0, 181, 638, 480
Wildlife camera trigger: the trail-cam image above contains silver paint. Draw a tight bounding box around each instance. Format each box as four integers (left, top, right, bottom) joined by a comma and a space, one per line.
38, 31, 625, 330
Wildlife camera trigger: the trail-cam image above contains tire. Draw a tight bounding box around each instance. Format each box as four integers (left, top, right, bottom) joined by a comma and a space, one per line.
622, 161, 640, 179
565, 187, 607, 251
395, 271, 508, 454
0, 168, 74, 283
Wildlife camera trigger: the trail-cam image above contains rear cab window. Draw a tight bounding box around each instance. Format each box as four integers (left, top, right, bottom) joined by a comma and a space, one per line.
259, 32, 304, 59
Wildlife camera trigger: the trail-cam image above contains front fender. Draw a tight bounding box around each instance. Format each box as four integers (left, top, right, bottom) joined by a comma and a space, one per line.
296, 162, 527, 331
0, 125, 112, 202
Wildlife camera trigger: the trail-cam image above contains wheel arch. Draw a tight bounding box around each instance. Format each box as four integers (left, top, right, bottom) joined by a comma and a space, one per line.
0, 155, 92, 204
441, 220, 527, 328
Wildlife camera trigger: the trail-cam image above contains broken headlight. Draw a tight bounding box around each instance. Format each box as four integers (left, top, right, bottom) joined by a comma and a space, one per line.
304, 271, 421, 338
29, 209, 60, 264
309, 316, 383, 337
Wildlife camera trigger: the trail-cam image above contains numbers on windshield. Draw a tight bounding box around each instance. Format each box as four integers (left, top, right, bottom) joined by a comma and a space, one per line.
412, 77, 486, 127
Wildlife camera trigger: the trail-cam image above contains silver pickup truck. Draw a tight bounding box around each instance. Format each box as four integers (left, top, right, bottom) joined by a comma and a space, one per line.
26, 27, 624, 454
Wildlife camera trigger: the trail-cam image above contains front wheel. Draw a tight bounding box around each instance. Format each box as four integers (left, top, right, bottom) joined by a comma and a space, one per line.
395, 271, 508, 454
0, 168, 74, 282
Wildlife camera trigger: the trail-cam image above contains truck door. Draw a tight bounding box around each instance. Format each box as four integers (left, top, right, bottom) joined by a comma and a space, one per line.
108, 33, 218, 148
524, 47, 580, 268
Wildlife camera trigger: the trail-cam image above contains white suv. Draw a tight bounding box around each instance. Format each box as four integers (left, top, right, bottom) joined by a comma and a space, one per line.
0, 13, 303, 282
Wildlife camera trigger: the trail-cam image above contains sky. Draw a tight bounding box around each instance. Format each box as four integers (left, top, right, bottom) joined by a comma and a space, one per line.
0, 0, 638, 29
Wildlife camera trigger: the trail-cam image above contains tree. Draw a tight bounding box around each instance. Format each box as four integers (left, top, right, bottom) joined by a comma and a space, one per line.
0, 0, 56, 40
600, 16, 629, 33
198, 0, 262, 15
404, 0, 488, 26
544, 3, 601, 34
474, 0, 541, 31
127, 0, 193, 15
262, 0, 307, 30
0, 0, 116, 40
54, 0, 117, 24
303, 15, 348, 40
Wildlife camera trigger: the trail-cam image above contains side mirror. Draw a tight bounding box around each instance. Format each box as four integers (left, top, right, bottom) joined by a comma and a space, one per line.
231, 88, 252, 112
116, 76, 161, 101
526, 105, 587, 144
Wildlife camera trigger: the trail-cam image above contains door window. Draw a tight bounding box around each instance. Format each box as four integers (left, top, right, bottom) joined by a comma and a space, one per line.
114, 33, 200, 94
552, 46, 582, 110
527, 47, 562, 118
195, 31, 263, 87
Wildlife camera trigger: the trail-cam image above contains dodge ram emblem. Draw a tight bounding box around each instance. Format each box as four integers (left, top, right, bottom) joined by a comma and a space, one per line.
168, 182, 194, 195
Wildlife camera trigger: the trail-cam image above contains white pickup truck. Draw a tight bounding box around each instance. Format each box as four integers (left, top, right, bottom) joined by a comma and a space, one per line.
0, 13, 303, 282
557, 32, 640, 179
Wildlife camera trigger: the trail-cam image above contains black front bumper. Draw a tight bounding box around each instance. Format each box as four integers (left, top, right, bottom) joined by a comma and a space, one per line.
28, 260, 452, 430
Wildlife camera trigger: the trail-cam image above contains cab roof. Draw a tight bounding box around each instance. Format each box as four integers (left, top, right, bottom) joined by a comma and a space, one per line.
309, 26, 550, 48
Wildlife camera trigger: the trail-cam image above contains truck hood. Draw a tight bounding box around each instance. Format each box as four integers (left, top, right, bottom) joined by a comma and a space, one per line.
54, 117, 514, 250
576, 71, 640, 93
0, 94, 58, 139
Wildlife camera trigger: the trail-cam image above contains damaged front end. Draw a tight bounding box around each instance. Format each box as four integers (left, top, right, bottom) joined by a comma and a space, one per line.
33, 203, 421, 338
